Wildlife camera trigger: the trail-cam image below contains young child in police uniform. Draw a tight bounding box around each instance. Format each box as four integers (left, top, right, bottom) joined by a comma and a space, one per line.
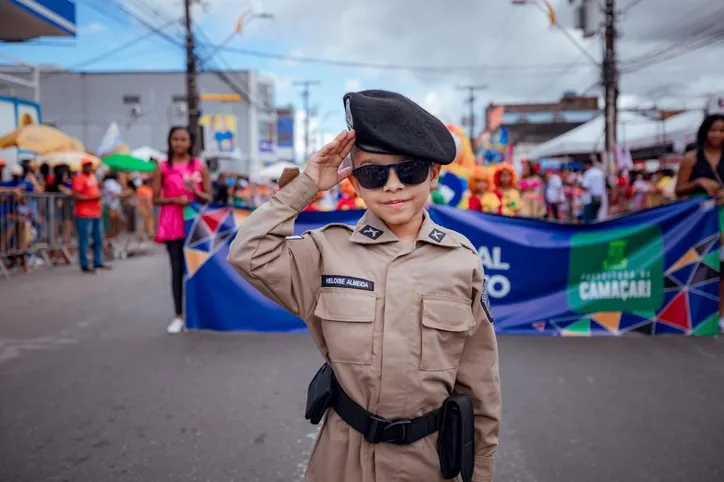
227, 90, 500, 482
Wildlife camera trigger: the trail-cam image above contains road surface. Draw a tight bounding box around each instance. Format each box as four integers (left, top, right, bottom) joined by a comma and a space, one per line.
1, 250, 723, 482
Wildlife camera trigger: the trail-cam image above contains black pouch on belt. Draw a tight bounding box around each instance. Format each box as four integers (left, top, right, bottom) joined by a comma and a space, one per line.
437, 394, 475, 482
305, 363, 336, 425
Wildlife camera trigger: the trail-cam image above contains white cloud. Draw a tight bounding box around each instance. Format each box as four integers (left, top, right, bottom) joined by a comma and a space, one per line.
259, 71, 291, 89
284, 48, 304, 68
294, 109, 318, 162
292, 107, 342, 162
140, 0, 724, 114
343, 79, 361, 92
79, 22, 106, 35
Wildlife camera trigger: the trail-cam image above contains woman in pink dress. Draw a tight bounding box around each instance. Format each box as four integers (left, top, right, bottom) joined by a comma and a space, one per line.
152, 126, 211, 334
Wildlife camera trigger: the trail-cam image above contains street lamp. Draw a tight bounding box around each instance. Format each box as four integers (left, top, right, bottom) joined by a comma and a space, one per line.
199, 8, 273, 64
511, 0, 598, 66
511, 0, 556, 24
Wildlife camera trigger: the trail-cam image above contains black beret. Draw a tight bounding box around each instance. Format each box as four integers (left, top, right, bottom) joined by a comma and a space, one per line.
343, 90, 456, 165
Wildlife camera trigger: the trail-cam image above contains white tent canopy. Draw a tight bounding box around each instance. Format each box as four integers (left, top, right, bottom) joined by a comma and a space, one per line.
259, 161, 300, 180
132, 146, 165, 161
625, 110, 704, 152
528, 111, 660, 160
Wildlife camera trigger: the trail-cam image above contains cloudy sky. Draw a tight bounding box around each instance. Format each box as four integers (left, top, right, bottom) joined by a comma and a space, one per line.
5, 0, 724, 158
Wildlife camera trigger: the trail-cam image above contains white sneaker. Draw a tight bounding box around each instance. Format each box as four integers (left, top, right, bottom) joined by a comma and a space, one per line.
166, 317, 185, 334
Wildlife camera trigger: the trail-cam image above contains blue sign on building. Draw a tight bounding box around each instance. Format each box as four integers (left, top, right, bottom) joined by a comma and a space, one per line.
276, 116, 294, 149
3, 0, 76, 41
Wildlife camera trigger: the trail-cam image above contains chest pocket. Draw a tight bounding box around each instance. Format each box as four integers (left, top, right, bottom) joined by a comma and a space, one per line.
314, 289, 376, 365
420, 295, 474, 371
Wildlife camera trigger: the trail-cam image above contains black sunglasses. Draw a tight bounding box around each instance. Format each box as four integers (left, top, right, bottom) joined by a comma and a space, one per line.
352, 160, 433, 190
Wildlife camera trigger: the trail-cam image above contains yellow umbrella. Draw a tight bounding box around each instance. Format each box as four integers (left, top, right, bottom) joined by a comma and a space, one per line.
37, 152, 101, 170
0, 125, 76, 154
69, 137, 86, 152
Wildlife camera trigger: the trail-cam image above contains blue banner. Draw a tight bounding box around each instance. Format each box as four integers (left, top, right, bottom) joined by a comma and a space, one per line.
276, 116, 294, 149
183, 198, 721, 336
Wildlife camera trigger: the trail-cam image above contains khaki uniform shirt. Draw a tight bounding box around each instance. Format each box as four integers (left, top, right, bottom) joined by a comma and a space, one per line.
227, 172, 501, 482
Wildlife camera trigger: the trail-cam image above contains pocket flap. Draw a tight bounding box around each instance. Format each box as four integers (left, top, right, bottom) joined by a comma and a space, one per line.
314, 290, 376, 323
422, 296, 474, 332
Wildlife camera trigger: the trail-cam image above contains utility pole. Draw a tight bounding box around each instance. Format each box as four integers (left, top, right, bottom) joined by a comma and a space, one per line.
184, 0, 201, 155
457, 85, 487, 141
602, 0, 618, 169
293, 80, 320, 160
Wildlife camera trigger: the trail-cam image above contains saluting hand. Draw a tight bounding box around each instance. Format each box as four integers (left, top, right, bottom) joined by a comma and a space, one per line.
304, 129, 356, 191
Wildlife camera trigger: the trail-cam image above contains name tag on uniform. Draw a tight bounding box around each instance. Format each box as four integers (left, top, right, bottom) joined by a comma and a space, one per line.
321, 275, 374, 291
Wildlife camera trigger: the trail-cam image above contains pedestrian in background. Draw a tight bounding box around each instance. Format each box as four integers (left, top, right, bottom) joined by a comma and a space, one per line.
135, 177, 155, 246
152, 126, 211, 334
674, 113, 724, 332
581, 158, 605, 223
72, 159, 110, 273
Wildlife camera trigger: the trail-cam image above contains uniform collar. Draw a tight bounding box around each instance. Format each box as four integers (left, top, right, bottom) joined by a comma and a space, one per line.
349, 211, 398, 244
416, 210, 460, 248
349, 210, 459, 248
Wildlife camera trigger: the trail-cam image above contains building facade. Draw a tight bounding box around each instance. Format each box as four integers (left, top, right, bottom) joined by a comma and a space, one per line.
485, 92, 600, 159
0, 68, 278, 178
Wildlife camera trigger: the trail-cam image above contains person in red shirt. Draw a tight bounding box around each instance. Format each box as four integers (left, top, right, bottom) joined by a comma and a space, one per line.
72, 159, 109, 273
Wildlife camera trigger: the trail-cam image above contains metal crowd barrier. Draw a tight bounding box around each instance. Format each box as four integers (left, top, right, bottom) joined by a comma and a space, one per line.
0, 190, 157, 279
0, 191, 77, 279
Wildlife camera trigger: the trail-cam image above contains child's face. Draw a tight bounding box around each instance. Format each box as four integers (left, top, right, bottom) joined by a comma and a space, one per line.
500, 171, 512, 186
350, 149, 440, 229
476, 180, 488, 193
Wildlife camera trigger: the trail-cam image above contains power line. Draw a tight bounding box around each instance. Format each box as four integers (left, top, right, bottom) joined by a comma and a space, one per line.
619, 3, 724, 67
99, 0, 186, 49
622, 29, 724, 73
621, 0, 646, 13
192, 26, 267, 111
45, 18, 180, 75
215, 44, 596, 73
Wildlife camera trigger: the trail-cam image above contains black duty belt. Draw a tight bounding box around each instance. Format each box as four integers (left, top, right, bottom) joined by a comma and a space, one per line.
332, 378, 442, 445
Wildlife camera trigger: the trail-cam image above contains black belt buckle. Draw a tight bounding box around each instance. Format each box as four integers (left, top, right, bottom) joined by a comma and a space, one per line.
365, 416, 411, 445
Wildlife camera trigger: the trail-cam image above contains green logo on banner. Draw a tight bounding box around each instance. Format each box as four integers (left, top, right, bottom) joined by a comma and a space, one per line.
568, 226, 664, 313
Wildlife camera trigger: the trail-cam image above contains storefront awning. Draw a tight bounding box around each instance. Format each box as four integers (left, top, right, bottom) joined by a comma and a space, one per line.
0, 0, 76, 41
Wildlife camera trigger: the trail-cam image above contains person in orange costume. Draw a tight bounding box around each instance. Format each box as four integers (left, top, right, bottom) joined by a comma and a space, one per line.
493, 163, 522, 216
335, 178, 366, 210
304, 191, 331, 212
467, 166, 501, 213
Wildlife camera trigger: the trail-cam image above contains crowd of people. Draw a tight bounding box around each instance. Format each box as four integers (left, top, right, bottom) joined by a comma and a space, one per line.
0, 158, 161, 272
447, 159, 677, 223
0, 150, 683, 275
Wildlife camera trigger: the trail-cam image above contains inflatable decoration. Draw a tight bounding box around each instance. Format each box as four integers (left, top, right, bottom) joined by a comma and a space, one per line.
437, 125, 477, 207
480, 126, 510, 165
445, 125, 476, 174
336, 178, 366, 210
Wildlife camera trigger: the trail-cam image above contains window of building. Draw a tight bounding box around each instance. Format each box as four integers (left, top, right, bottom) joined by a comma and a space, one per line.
257, 83, 274, 111
172, 94, 187, 103
259, 121, 274, 142
122, 95, 141, 104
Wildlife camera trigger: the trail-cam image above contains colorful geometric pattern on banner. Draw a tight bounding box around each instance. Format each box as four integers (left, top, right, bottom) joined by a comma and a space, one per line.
184, 198, 720, 336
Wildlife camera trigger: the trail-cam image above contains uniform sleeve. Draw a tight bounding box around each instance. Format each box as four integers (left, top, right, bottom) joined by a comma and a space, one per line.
226, 172, 322, 321
454, 257, 501, 482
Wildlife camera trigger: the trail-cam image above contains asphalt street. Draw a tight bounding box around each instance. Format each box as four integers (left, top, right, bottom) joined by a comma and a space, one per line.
1, 250, 723, 482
